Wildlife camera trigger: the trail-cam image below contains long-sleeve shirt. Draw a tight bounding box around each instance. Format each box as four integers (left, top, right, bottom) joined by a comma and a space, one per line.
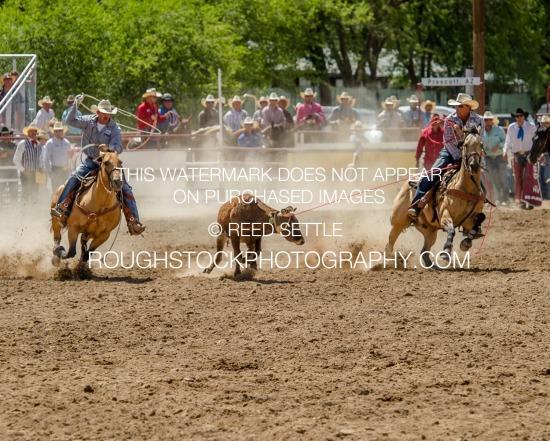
504, 122, 537, 155
43, 137, 71, 172
295, 102, 326, 125
328, 105, 359, 123
482, 125, 506, 158
198, 108, 219, 129
62, 107, 82, 135
415, 125, 444, 169
443, 111, 484, 160
66, 103, 122, 157
32, 108, 55, 131
261, 106, 286, 128
224, 109, 249, 132
137, 101, 166, 131
13, 138, 41, 172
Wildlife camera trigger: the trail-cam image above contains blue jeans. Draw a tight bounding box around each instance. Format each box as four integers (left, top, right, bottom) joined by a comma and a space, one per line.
540, 162, 550, 200
56, 157, 140, 219
411, 148, 457, 206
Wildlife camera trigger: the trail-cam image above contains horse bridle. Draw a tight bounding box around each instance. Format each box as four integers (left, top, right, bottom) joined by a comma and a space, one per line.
460, 132, 484, 172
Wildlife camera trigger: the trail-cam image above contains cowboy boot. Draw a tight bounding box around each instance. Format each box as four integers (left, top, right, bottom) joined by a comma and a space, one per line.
50, 189, 77, 226
407, 199, 426, 220
122, 204, 146, 235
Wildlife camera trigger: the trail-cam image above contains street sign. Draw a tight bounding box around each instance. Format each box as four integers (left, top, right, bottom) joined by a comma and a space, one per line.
421, 77, 481, 87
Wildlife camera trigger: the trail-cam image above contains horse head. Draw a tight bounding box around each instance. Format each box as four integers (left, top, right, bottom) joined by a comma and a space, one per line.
461, 125, 483, 174
529, 126, 550, 164
96, 151, 123, 191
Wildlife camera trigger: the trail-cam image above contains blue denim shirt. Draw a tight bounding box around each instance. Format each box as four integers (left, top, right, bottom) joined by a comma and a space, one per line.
66, 103, 122, 157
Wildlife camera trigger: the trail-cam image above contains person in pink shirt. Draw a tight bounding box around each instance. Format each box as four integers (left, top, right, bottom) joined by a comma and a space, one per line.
295, 88, 326, 128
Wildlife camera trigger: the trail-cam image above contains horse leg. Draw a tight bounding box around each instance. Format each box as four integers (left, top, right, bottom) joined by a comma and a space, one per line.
203, 235, 226, 274
419, 228, 438, 268
460, 212, 486, 251
51, 220, 63, 267
440, 219, 456, 262
80, 234, 90, 261
385, 185, 413, 254
59, 227, 79, 260
84, 233, 110, 262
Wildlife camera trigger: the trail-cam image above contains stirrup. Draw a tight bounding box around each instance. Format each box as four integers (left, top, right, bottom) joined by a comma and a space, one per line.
128, 220, 146, 236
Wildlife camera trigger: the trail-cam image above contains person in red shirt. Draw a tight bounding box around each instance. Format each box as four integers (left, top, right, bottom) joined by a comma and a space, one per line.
415, 115, 444, 170
137, 88, 166, 133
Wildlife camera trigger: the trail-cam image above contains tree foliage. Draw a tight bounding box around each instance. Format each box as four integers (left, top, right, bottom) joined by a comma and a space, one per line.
0, 0, 548, 112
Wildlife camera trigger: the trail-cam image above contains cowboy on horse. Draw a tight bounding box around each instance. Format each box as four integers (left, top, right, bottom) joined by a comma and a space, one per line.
408, 92, 485, 228
50, 96, 146, 235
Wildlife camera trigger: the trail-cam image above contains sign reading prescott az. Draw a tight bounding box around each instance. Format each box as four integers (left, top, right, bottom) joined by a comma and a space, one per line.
421, 77, 481, 86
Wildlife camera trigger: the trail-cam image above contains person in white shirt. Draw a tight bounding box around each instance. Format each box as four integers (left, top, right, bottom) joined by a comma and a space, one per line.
43, 121, 71, 192
503, 108, 537, 208
32, 96, 56, 131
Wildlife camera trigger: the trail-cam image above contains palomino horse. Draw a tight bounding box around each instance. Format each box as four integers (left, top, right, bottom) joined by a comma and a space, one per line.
51, 151, 123, 265
386, 126, 486, 267
529, 125, 550, 163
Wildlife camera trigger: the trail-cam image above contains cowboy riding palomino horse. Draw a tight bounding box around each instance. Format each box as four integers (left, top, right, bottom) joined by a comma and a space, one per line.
385, 125, 487, 267
51, 149, 123, 265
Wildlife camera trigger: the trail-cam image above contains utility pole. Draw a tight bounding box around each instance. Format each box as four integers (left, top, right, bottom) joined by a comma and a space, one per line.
473, 0, 485, 113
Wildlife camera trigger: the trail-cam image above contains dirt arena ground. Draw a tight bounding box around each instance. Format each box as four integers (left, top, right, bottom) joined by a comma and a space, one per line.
1, 196, 549, 440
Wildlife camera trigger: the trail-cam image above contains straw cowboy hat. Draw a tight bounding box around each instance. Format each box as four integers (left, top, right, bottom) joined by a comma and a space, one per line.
407, 94, 420, 104
228, 96, 243, 106
142, 88, 162, 99
336, 91, 356, 107
52, 121, 68, 133
38, 96, 54, 107
381, 97, 397, 109
448, 93, 479, 110
421, 100, 437, 111
66, 95, 75, 104
201, 94, 218, 107
37, 131, 49, 141
94, 99, 118, 115
257, 96, 268, 108
278, 95, 291, 109
482, 111, 499, 125
22, 124, 40, 136
541, 115, 550, 123
300, 88, 317, 99
511, 108, 529, 118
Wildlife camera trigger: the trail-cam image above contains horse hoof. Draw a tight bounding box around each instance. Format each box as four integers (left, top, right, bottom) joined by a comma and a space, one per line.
53, 245, 65, 258
440, 251, 451, 262
51, 255, 61, 267
203, 268, 212, 274
460, 238, 473, 252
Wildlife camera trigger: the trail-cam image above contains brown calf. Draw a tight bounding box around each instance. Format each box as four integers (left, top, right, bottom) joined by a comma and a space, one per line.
203, 194, 305, 276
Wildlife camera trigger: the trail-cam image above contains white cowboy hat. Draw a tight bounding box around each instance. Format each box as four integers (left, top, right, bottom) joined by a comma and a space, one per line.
421, 99, 436, 111
38, 96, 54, 107
407, 94, 420, 104
95, 99, 118, 115
448, 93, 479, 110
300, 88, 317, 99
228, 96, 242, 106
257, 96, 268, 108
142, 88, 162, 99
482, 111, 499, 125
278, 95, 291, 109
52, 121, 68, 133
201, 94, 218, 107
243, 116, 254, 125
336, 91, 356, 107
381, 97, 397, 109
23, 124, 40, 136
540, 115, 550, 123
268, 92, 279, 101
